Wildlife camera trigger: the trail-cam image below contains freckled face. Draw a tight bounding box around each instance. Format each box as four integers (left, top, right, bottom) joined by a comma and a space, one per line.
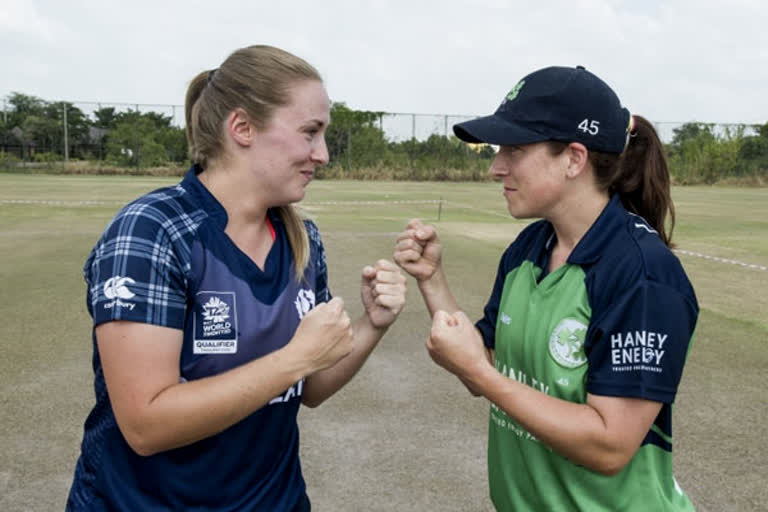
251, 80, 330, 205
488, 143, 568, 219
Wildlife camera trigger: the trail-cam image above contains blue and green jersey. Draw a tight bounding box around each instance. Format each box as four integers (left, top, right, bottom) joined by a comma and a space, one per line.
476, 195, 698, 511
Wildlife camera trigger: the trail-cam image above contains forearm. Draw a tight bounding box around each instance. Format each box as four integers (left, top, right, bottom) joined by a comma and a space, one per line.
302, 314, 386, 407
120, 347, 307, 456
470, 365, 634, 475
417, 267, 460, 317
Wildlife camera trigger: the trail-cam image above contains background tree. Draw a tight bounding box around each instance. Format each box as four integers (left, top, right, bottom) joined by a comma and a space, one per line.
325, 103, 387, 170
107, 112, 168, 168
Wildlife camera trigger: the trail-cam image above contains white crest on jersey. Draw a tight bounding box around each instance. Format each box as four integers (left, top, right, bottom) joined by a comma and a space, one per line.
294, 289, 316, 319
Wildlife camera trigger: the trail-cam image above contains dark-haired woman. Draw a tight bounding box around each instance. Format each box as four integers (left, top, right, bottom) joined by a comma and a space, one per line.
395, 65, 697, 511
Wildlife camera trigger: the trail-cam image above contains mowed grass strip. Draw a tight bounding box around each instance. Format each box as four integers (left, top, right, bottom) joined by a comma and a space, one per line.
0, 173, 766, 511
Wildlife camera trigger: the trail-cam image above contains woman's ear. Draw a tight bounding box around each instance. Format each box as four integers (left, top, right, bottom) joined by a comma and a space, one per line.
225, 108, 255, 147
565, 142, 589, 179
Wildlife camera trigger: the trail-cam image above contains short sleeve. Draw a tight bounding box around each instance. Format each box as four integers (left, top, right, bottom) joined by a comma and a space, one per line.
84, 202, 189, 329
475, 252, 509, 349
306, 220, 331, 304
586, 280, 697, 403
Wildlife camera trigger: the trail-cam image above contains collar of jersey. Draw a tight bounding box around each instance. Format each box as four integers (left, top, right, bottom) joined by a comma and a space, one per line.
181, 166, 283, 232
566, 194, 626, 265
182, 166, 229, 230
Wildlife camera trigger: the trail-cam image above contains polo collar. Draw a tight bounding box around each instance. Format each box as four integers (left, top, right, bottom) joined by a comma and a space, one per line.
181, 165, 284, 231
567, 194, 627, 265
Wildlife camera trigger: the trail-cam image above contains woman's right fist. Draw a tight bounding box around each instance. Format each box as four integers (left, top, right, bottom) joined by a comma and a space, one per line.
393, 219, 442, 282
292, 297, 354, 373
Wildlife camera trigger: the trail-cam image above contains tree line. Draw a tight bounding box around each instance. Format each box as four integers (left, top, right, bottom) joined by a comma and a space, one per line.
1, 92, 766, 183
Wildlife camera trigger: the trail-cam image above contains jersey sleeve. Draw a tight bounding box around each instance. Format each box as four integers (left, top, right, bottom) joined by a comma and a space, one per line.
306, 219, 331, 304
586, 280, 697, 403
475, 251, 509, 349
84, 202, 189, 329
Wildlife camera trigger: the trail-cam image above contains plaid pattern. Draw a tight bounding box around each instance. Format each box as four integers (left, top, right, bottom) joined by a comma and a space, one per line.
84, 182, 329, 329
84, 184, 204, 329
306, 219, 331, 303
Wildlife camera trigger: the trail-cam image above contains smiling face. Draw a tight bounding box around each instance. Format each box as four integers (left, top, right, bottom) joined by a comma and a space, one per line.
489, 142, 569, 219
250, 80, 330, 205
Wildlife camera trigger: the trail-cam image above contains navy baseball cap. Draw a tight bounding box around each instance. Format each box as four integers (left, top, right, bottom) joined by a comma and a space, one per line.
454, 66, 631, 154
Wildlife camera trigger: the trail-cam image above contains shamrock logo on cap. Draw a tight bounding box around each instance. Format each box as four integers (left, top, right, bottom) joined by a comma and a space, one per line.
505, 79, 525, 102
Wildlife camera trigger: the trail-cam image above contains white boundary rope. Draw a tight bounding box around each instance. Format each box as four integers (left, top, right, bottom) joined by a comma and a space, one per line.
673, 249, 768, 272
4, 198, 766, 272
302, 199, 443, 206
1, 199, 121, 206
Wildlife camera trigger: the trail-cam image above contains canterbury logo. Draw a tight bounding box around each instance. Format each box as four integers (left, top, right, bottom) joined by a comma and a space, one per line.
104, 276, 136, 300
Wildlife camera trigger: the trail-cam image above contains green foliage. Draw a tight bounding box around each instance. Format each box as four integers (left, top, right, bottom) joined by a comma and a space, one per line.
31, 152, 60, 163
323, 102, 493, 181
666, 124, 767, 184
670, 122, 715, 146
106, 114, 169, 167
93, 107, 119, 129
2, 92, 767, 182
6, 92, 46, 128
0, 150, 21, 169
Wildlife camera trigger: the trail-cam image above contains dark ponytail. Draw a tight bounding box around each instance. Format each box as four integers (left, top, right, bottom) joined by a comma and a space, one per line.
590, 115, 675, 247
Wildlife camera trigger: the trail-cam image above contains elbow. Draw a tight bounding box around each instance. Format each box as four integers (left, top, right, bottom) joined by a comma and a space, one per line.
592, 460, 628, 477
117, 420, 163, 457
587, 450, 633, 477
301, 394, 326, 409
123, 431, 160, 457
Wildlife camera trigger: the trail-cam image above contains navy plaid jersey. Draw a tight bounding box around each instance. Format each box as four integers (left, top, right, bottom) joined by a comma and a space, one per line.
67, 167, 328, 512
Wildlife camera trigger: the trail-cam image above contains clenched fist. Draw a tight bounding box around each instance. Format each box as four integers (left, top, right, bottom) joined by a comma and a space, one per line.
291, 297, 354, 373
427, 310, 491, 380
361, 259, 407, 329
393, 219, 442, 282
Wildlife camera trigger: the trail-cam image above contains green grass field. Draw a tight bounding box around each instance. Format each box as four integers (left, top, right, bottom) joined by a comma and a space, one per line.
1, 173, 766, 511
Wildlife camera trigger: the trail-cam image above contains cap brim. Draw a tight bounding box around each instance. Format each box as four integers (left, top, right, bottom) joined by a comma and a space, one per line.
453, 115, 547, 146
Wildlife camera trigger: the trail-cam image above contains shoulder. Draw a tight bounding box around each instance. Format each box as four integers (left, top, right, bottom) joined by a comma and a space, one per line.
624, 213, 690, 288
302, 217, 328, 265
85, 183, 208, 276
591, 211, 697, 308
99, 183, 208, 248
303, 218, 323, 247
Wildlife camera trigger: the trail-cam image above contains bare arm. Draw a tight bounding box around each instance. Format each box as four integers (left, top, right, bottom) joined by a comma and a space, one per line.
428, 310, 662, 475
302, 314, 386, 407
303, 260, 407, 407
394, 219, 492, 395
476, 367, 661, 474
394, 219, 459, 317
99, 297, 354, 456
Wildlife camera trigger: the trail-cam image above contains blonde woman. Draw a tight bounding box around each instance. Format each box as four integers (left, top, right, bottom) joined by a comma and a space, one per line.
67, 45, 406, 511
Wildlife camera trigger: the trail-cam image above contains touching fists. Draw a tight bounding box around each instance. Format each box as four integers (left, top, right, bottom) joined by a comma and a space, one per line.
360, 259, 407, 329
291, 297, 354, 373
394, 219, 442, 282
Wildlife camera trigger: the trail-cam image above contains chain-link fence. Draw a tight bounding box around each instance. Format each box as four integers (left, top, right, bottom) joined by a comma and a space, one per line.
1, 96, 766, 182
